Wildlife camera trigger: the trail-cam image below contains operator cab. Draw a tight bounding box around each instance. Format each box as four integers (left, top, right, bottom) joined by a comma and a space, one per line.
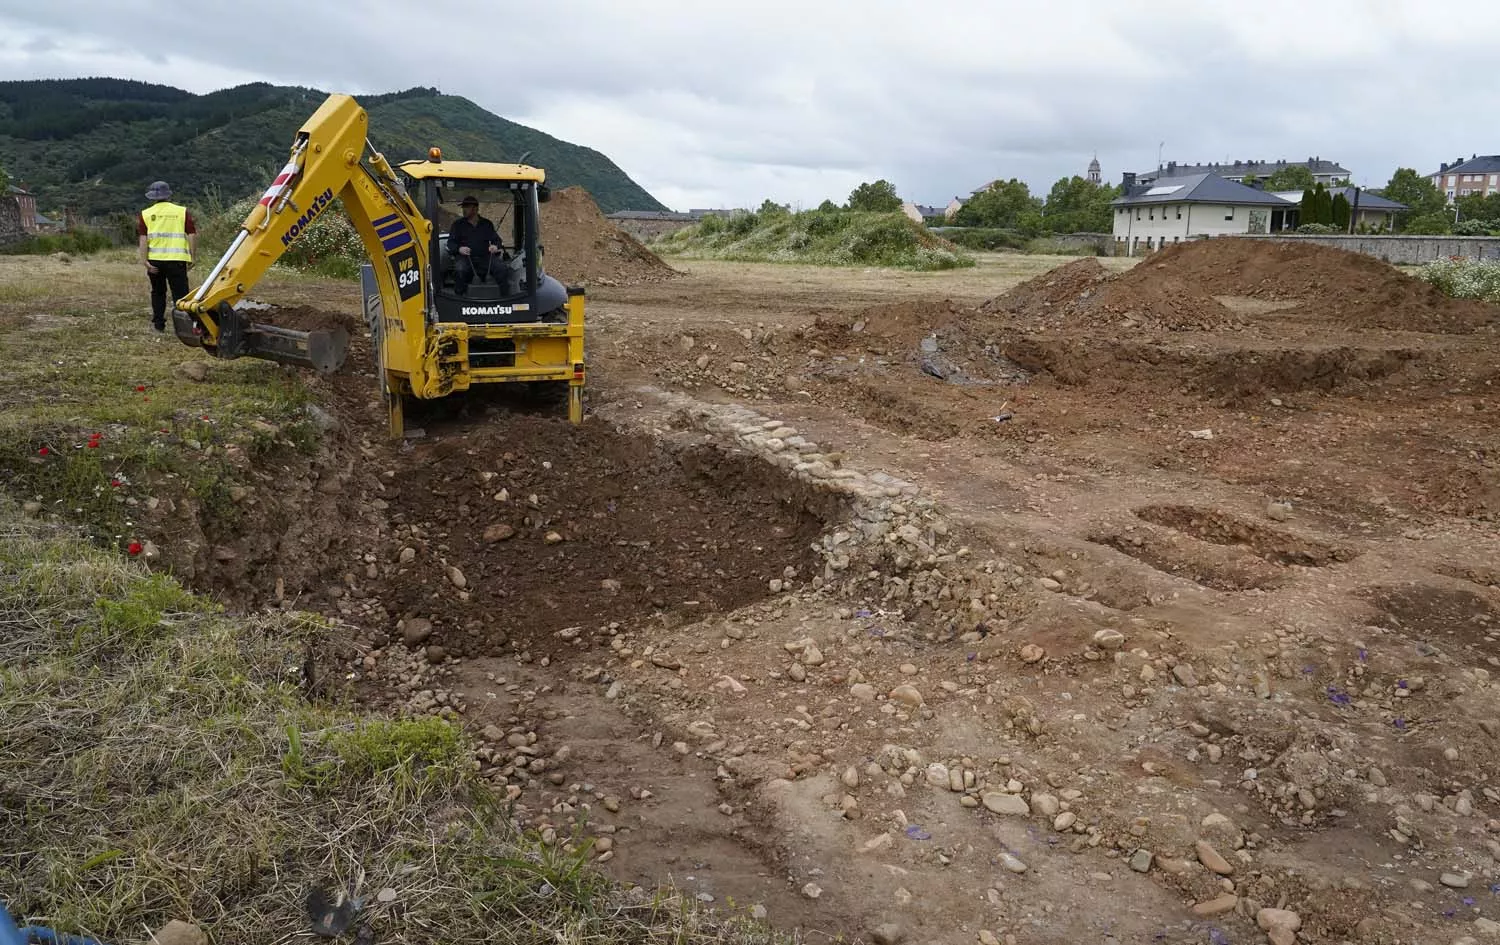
397, 162, 569, 326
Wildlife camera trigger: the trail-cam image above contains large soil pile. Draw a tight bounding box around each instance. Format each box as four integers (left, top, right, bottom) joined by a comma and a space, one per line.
539, 187, 679, 287
981, 257, 1242, 332
1114, 239, 1498, 333
981, 258, 1110, 317
981, 240, 1499, 335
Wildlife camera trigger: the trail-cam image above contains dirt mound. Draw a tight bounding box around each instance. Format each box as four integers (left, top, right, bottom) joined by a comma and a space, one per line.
250, 304, 361, 335
981, 257, 1242, 332
981, 258, 1110, 316
809, 299, 969, 354
540, 187, 679, 288
1075, 272, 1244, 331
1127, 239, 1499, 333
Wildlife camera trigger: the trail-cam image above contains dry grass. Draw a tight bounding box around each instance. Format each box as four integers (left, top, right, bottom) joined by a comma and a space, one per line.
0, 256, 798, 945
0, 506, 795, 944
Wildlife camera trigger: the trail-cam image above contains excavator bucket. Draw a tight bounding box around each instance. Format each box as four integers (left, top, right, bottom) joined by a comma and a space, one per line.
173, 304, 349, 374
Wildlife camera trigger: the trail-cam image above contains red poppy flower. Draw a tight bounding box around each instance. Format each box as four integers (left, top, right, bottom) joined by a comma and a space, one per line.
86, 442, 99, 449
110, 479, 121, 488
127, 541, 143, 556
135, 385, 146, 392
37, 447, 50, 456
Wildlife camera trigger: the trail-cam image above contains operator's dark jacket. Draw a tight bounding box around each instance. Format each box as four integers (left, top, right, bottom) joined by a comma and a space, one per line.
447, 215, 502, 260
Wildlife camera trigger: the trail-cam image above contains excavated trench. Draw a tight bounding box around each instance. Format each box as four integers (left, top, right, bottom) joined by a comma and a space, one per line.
356, 410, 843, 662
174, 305, 847, 644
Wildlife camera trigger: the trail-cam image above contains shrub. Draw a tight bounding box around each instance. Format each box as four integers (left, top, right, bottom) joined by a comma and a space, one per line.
656, 208, 973, 271
0, 230, 113, 255
199, 195, 366, 279
1417, 257, 1500, 303
1403, 211, 1453, 235
1453, 220, 1497, 236
1294, 223, 1342, 234
938, 228, 1029, 251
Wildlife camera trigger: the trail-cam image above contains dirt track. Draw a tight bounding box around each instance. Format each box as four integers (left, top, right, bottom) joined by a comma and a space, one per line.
195, 244, 1499, 945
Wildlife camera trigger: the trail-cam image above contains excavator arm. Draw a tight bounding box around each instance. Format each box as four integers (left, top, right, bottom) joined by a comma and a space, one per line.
174, 94, 429, 375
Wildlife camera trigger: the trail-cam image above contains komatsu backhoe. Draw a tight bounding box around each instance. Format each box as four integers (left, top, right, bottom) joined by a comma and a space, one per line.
173, 93, 585, 437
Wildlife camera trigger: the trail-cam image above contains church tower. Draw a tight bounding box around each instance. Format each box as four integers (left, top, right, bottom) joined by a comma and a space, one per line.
1087, 154, 1101, 184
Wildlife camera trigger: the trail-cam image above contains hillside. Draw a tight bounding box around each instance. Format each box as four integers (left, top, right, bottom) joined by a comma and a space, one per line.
0, 78, 666, 217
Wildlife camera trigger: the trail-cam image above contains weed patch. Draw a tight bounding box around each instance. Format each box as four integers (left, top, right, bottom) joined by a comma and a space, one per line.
0, 511, 796, 945
658, 208, 974, 271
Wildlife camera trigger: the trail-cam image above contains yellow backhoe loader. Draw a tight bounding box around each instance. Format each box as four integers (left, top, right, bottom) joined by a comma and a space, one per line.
173, 93, 585, 437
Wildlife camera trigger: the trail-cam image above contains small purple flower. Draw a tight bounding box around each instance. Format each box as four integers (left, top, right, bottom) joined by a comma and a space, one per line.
1394, 718, 1407, 730
1326, 686, 1351, 705
904, 825, 931, 840
1397, 679, 1409, 689
854, 609, 872, 618
1358, 648, 1368, 662
1209, 929, 1231, 945
1463, 897, 1476, 907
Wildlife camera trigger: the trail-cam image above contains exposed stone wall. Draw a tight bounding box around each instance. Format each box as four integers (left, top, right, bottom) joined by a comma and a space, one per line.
1038, 233, 1114, 256
1234, 234, 1500, 264
0, 197, 25, 247
607, 217, 697, 243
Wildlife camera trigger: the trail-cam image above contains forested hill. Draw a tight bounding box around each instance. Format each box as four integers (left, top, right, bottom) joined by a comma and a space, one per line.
0, 78, 667, 217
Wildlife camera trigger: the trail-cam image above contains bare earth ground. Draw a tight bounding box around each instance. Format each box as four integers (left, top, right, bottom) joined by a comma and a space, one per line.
9, 248, 1500, 945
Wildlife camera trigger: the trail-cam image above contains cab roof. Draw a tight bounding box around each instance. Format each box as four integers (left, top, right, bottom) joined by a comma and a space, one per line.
397, 159, 546, 183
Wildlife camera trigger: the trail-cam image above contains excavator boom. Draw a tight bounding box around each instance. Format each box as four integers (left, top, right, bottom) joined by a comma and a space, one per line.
174, 95, 421, 374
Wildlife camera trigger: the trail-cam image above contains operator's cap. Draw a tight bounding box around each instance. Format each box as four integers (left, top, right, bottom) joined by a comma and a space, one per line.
460, 195, 479, 207
145, 180, 172, 200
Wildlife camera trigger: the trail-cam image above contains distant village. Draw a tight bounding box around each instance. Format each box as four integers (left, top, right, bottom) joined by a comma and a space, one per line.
600, 153, 1500, 257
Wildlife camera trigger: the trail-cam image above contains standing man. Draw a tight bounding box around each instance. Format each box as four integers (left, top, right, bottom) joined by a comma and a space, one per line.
137, 180, 196, 334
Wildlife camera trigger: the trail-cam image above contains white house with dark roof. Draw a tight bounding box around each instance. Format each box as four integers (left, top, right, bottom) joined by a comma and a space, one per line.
1111, 173, 1291, 255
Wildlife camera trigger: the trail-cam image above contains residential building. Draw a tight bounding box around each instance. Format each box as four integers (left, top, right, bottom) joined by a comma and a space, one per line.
1268, 187, 1407, 232
1111, 173, 1291, 255
901, 202, 946, 223
1136, 157, 1350, 188
943, 197, 964, 220
1428, 155, 1500, 202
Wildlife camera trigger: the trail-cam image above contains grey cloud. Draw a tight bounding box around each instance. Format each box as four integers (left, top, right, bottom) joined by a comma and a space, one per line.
1, 1, 1493, 208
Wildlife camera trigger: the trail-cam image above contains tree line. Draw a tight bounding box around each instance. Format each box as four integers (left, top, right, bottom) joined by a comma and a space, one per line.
834, 163, 1499, 238
835, 176, 1121, 235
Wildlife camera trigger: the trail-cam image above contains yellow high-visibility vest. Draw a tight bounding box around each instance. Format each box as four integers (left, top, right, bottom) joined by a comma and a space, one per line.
143, 201, 191, 261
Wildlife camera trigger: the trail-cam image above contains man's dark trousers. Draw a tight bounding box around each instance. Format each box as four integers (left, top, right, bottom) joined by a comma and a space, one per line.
148, 261, 190, 331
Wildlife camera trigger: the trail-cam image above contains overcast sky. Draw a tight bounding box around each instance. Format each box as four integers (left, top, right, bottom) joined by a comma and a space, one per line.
1, 1, 1493, 211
